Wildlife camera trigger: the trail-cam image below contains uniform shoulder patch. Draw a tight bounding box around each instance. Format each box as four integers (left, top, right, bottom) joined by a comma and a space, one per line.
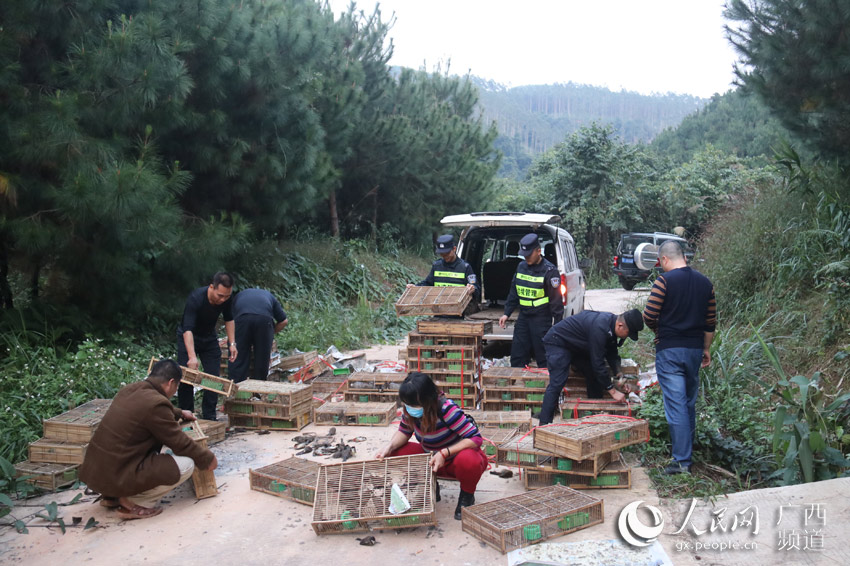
550, 277, 561, 287
468, 274, 477, 284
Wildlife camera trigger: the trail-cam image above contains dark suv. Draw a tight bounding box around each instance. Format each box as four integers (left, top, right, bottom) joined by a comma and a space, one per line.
612, 232, 693, 290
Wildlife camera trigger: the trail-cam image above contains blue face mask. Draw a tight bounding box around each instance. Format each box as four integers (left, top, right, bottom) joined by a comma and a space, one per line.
404, 404, 424, 418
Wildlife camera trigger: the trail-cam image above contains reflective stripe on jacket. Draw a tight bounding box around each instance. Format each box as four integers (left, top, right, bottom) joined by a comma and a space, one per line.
434, 270, 466, 287
516, 272, 548, 306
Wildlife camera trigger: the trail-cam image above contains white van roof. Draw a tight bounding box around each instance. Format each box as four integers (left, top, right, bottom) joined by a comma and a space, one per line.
440, 212, 561, 227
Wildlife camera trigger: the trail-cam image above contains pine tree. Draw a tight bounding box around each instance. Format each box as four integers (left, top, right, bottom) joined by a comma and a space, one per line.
726, 0, 850, 161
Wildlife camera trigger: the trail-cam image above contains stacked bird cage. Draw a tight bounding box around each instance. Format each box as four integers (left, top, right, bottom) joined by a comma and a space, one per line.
406, 326, 483, 410
495, 435, 617, 476
224, 380, 313, 431
523, 452, 632, 490
17, 399, 112, 491
344, 371, 405, 404
480, 367, 549, 412
313, 401, 397, 427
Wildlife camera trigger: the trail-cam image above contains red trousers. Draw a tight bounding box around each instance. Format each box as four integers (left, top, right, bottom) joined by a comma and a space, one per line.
389, 442, 488, 493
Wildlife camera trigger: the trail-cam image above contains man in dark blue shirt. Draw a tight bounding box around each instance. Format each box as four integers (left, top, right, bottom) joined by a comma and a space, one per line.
176, 272, 236, 420
499, 233, 564, 368
643, 240, 716, 475
537, 309, 644, 425
228, 288, 288, 382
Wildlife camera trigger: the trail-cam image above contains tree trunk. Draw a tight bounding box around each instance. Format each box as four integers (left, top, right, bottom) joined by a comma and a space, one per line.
370, 187, 378, 242
30, 260, 40, 301
328, 190, 339, 238
0, 238, 13, 309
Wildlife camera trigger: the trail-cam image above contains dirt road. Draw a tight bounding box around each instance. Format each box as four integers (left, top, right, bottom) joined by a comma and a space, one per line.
582, 287, 649, 313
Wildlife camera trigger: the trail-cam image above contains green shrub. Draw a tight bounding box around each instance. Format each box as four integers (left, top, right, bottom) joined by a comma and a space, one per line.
0, 333, 159, 464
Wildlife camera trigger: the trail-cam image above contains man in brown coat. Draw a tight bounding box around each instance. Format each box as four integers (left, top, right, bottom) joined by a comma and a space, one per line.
80, 359, 218, 519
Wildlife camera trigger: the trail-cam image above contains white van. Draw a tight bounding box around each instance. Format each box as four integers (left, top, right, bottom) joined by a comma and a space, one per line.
440, 212, 586, 340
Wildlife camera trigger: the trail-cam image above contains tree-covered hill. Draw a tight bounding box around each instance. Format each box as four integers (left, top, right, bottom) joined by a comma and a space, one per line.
472, 79, 707, 178
650, 88, 795, 164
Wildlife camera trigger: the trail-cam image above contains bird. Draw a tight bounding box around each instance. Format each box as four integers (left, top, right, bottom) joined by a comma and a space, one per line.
325, 427, 336, 436
295, 446, 313, 456
357, 535, 377, 546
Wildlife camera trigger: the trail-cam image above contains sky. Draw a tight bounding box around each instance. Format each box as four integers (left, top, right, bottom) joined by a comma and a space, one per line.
327, 0, 741, 98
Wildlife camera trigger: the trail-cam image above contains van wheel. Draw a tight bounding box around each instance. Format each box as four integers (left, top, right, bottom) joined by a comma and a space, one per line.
619, 276, 637, 291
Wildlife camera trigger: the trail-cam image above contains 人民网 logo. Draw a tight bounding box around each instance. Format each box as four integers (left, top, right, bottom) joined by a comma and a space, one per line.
618, 501, 665, 547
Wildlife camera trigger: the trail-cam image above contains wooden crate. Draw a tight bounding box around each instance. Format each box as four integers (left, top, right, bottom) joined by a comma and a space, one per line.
42, 399, 112, 443
346, 371, 406, 393
465, 410, 532, 431
232, 380, 312, 408
416, 318, 491, 336
482, 388, 546, 402
406, 357, 477, 373
277, 350, 319, 371
15, 461, 79, 491
311, 373, 350, 395
560, 398, 639, 419
197, 419, 226, 445
394, 286, 472, 317
311, 453, 436, 534
249, 457, 320, 506
496, 436, 616, 476
344, 391, 399, 404
533, 416, 649, 460
524, 453, 631, 490
480, 427, 519, 457
225, 399, 313, 419
28, 439, 88, 465
481, 367, 549, 388
314, 402, 397, 427
481, 401, 539, 412
408, 332, 481, 348
176, 421, 218, 499
461, 484, 603, 554
443, 394, 477, 410
148, 357, 236, 397
291, 356, 330, 382
229, 411, 312, 431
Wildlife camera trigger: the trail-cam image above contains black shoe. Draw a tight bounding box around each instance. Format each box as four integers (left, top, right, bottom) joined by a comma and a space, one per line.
454, 490, 475, 520
662, 462, 691, 475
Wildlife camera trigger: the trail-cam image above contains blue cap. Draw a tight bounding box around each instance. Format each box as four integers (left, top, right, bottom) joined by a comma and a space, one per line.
435, 234, 455, 255
519, 233, 540, 257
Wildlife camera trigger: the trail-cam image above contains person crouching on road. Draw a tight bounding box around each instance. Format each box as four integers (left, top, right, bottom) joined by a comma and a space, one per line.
376, 372, 487, 520
79, 359, 218, 520
537, 309, 644, 426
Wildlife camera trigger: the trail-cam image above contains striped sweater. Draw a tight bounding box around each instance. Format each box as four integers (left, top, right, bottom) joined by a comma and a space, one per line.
398, 397, 483, 452
643, 266, 716, 351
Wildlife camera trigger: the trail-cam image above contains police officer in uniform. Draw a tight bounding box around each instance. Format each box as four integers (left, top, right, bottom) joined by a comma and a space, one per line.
409, 234, 480, 315
498, 233, 563, 368
537, 309, 644, 425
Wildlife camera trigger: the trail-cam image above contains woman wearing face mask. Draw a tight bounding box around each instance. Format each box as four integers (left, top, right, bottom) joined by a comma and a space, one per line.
376, 372, 488, 520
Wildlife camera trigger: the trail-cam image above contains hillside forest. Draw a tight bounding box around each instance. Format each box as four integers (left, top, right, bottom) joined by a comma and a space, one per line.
1, 0, 849, 491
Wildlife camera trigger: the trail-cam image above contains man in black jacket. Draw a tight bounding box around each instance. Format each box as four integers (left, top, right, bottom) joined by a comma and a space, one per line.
499, 233, 564, 368
537, 309, 644, 425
